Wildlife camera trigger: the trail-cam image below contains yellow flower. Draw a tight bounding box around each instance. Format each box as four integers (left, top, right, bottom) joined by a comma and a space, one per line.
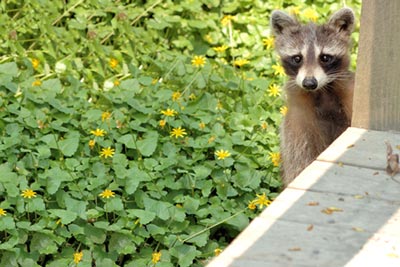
31, 58, 40, 69
100, 147, 115, 158
152, 251, 162, 264
88, 140, 96, 149
32, 80, 42, 86
161, 108, 177, 117
261, 121, 268, 130
214, 248, 223, 256
248, 201, 257, 210
199, 122, 206, 130
159, 119, 166, 128
262, 37, 274, 50
90, 129, 106, 137
272, 64, 285, 76
208, 136, 216, 144
280, 106, 288, 116
204, 34, 213, 43
189, 93, 196, 100
221, 15, 234, 26
101, 111, 111, 121
99, 189, 116, 199
250, 192, 272, 209
268, 84, 281, 97
213, 45, 229, 53
170, 127, 187, 138
191, 55, 206, 68
288, 6, 301, 15
73, 251, 83, 264
21, 189, 37, 199
215, 149, 231, 160
0, 208, 6, 216
172, 92, 182, 101
269, 152, 281, 167
114, 80, 120, 86
233, 58, 250, 67
303, 8, 319, 22
109, 58, 118, 68
216, 101, 223, 110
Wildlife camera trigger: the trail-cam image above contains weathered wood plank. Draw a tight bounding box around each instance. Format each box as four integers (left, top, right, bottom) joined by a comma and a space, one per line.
352, 0, 400, 131
261, 188, 400, 237
207, 217, 400, 267
289, 161, 400, 202
317, 127, 400, 170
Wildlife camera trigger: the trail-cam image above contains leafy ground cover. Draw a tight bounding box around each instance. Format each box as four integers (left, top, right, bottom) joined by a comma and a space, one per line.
0, 0, 360, 266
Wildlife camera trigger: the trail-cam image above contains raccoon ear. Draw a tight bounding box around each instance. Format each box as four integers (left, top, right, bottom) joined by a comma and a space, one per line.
328, 8, 355, 34
270, 11, 298, 35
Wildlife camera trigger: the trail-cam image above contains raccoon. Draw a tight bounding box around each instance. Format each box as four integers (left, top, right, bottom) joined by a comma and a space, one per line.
270, 8, 355, 187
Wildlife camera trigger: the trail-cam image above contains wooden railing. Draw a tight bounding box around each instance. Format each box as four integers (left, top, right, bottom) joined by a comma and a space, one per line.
352, 0, 400, 131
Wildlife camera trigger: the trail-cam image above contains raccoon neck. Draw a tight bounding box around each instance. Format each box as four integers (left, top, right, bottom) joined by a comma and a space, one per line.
286, 77, 353, 140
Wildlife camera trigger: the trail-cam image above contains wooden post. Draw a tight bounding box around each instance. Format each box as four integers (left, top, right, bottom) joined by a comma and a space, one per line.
352, 0, 400, 131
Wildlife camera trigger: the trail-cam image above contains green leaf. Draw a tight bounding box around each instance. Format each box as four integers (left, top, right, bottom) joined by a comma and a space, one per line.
193, 165, 211, 179
48, 209, 77, 224
170, 245, 201, 267
0, 62, 18, 76
225, 212, 249, 231
0, 216, 15, 231
117, 134, 136, 149
41, 78, 62, 94
136, 131, 158, 157
183, 197, 200, 214
26, 198, 45, 212
30, 233, 58, 254
0, 164, 18, 183
84, 224, 107, 244
58, 131, 80, 156
0, 235, 19, 250
109, 233, 136, 254
104, 197, 124, 212
46, 167, 72, 194
143, 197, 172, 221
127, 209, 156, 224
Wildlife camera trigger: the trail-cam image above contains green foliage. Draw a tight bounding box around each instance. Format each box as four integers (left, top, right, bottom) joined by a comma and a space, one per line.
0, 0, 360, 266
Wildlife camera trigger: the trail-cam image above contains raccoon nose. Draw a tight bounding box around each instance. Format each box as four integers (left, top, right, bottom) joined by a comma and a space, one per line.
302, 77, 318, 90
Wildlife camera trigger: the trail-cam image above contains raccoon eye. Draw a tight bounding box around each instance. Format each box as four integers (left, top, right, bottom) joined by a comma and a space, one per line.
291, 55, 302, 64
320, 54, 333, 64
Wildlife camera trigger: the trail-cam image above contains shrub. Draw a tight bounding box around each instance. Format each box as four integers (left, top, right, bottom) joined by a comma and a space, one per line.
0, 0, 360, 266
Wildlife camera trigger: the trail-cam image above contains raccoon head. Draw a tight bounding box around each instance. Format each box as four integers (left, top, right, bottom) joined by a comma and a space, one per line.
270, 8, 355, 91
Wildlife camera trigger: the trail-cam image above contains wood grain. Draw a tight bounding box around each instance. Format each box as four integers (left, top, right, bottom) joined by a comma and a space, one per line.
352, 0, 400, 131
